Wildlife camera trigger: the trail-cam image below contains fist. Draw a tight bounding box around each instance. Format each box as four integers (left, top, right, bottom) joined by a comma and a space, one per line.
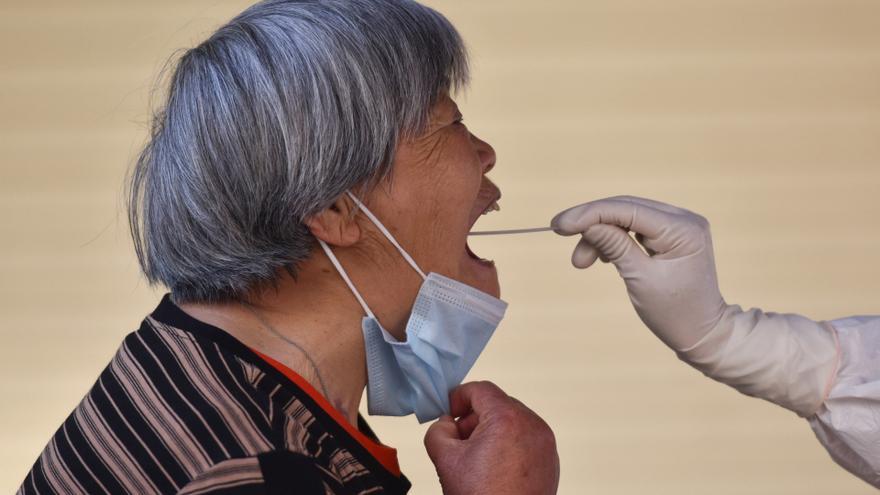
424, 381, 560, 495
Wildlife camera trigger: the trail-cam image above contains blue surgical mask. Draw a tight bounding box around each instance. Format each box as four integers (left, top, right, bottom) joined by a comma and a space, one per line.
318, 192, 508, 423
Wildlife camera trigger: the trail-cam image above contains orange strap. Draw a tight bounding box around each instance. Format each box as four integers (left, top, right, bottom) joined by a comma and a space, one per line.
251, 349, 402, 477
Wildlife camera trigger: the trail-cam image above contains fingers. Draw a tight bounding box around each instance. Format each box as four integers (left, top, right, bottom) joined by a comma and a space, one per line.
456, 412, 480, 440
448, 381, 520, 440
449, 381, 508, 419
423, 415, 459, 463
608, 195, 688, 215
552, 198, 676, 240
571, 237, 600, 269
448, 383, 529, 441
580, 224, 647, 270
427, 385, 560, 495
635, 233, 658, 257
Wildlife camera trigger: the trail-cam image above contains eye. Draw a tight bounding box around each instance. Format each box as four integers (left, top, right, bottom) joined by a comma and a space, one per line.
453, 116, 465, 126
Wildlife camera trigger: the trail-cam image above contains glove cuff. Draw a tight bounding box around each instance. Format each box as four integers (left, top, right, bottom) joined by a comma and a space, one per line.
677, 305, 841, 417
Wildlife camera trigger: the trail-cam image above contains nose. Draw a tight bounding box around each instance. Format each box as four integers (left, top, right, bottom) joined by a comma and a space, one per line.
471, 132, 496, 174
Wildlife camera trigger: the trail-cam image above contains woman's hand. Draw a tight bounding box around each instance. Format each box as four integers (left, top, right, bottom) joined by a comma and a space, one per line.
424, 381, 560, 495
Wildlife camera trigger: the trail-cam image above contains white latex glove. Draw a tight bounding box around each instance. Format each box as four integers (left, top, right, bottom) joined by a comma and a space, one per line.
552, 196, 840, 417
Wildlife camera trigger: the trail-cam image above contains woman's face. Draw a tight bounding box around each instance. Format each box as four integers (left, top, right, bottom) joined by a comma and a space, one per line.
362, 94, 501, 297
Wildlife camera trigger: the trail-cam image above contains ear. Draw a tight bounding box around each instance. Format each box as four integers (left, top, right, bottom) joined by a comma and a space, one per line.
305, 195, 362, 247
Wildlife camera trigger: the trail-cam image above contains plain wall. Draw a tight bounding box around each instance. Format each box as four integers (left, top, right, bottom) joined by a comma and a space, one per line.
2, 1, 879, 493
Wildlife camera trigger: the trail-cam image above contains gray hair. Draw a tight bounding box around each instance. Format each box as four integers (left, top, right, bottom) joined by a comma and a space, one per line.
128, 0, 469, 303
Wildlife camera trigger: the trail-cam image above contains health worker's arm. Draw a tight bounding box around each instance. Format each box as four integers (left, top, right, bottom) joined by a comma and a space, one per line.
808, 315, 880, 487
551, 196, 879, 489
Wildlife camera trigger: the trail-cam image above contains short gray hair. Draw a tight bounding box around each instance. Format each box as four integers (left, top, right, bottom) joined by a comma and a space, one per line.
128, 0, 469, 303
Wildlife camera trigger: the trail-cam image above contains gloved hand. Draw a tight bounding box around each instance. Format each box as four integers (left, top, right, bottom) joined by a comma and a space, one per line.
552, 196, 840, 417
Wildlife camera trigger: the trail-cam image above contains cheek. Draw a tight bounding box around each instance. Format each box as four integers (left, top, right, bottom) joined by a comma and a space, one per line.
439, 137, 483, 200
418, 137, 480, 212
421, 174, 469, 239
391, 132, 484, 267
439, 152, 481, 224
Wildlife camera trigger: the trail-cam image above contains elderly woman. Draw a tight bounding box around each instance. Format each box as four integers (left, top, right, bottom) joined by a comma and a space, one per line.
18, 1, 559, 494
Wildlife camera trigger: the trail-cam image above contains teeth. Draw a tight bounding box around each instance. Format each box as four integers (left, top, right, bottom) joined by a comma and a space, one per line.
482, 200, 501, 215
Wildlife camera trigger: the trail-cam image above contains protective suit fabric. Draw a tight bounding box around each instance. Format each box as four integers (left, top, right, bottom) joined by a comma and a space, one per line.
808, 316, 880, 488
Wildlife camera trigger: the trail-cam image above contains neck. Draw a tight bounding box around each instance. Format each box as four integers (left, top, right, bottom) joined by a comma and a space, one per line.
176, 243, 421, 427
178, 255, 371, 425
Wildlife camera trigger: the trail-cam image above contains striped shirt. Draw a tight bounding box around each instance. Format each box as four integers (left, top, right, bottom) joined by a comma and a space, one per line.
18, 295, 411, 494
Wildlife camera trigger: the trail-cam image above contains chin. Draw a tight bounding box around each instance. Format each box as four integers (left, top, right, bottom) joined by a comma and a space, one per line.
481, 273, 502, 298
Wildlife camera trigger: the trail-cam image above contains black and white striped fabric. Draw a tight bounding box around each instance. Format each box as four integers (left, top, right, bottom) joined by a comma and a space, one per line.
18, 295, 411, 494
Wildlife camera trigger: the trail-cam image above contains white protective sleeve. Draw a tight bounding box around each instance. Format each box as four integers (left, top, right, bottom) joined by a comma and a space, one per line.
808, 316, 880, 488
679, 305, 840, 418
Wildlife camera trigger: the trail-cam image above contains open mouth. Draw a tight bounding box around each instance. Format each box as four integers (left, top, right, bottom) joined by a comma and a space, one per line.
465, 242, 492, 264
465, 187, 501, 267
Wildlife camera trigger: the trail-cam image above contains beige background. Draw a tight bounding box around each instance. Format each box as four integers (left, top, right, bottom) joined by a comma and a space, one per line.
2, 1, 879, 493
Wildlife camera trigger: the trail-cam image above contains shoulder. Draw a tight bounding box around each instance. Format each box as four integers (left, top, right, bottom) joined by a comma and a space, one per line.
178, 453, 339, 495
76, 321, 279, 481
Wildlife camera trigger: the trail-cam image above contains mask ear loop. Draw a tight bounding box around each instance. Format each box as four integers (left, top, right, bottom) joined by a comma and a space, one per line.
345, 192, 428, 280
318, 239, 376, 320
